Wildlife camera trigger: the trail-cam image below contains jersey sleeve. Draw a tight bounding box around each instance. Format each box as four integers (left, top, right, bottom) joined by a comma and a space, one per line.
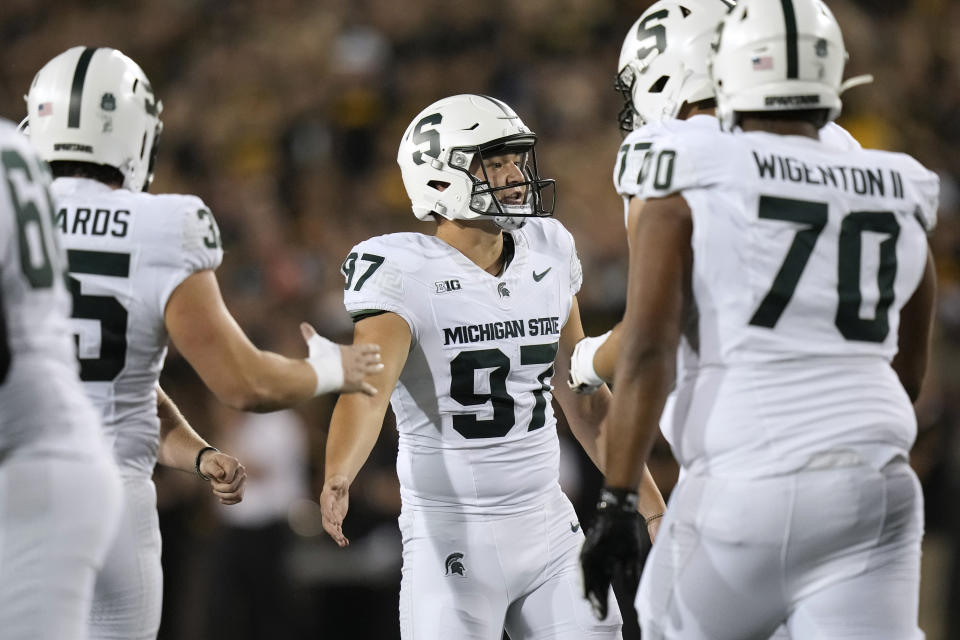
638, 129, 726, 200
613, 125, 660, 200
900, 156, 940, 232
568, 230, 583, 297
341, 236, 416, 333
150, 195, 224, 319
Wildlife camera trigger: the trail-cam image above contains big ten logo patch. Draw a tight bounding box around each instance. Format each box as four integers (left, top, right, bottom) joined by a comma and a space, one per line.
435, 279, 462, 294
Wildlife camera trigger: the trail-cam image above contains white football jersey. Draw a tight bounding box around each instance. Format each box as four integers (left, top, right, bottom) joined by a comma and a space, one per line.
611, 117, 862, 453
638, 126, 937, 477
0, 120, 105, 459
343, 218, 581, 514
51, 177, 223, 475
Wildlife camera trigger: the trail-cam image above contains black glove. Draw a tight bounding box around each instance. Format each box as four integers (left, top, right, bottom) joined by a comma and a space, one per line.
579, 487, 642, 620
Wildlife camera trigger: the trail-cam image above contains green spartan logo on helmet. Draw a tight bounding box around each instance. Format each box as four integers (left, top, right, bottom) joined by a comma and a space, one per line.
444, 552, 466, 577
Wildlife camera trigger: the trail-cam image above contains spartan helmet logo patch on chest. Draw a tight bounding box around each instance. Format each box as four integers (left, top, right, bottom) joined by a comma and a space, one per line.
444, 552, 466, 577
497, 282, 511, 298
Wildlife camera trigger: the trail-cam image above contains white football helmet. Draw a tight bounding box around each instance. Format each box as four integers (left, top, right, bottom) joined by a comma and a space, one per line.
615, 0, 736, 131
396, 94, 555, 230
710, 0, 869, 130
23, 46, 163, 191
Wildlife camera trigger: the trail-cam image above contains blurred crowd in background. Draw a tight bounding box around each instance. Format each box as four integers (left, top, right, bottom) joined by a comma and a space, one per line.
2, 0, 959, 638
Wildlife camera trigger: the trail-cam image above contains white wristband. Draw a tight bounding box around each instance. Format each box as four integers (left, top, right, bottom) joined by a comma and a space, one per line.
569, 330, 611, 393
305, 333, 344, 396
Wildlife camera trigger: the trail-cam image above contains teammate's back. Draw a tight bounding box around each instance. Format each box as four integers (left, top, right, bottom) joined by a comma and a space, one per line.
643, 127, 936, 365
641, 126, 937, 476
53, 177, 221, 474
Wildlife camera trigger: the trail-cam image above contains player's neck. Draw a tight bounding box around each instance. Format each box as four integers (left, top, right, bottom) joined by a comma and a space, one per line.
677, 103, 715, 120
436, 219, 506, 276
739, 117, 819, 140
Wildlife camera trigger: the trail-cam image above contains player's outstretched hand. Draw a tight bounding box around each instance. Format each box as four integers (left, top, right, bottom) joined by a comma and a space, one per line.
580, 487, 642, 620
198, 450, 246, 505
300, 322, 382, 396
320, 474, 351, 547
338, 342, 382, 396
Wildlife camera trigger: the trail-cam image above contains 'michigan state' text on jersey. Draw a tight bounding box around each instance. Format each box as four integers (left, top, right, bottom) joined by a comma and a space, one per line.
343, 218, 582, 514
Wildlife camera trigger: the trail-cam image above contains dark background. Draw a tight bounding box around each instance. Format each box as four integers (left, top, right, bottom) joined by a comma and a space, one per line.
1, 0, 958, 637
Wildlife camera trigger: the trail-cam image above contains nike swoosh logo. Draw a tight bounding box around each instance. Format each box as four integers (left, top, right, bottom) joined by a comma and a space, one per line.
532, 267, 552, 282
570, 522, 580, 533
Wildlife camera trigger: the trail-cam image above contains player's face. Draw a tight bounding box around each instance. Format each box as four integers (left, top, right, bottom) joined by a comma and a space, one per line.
475, 151, 527, 205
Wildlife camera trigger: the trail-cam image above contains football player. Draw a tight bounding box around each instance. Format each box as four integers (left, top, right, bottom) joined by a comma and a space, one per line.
21, 47, 383, 640
319, 94, 666, 639
568, 0, 864, 408
580, 1, 937, 638
0, 118, 122, 639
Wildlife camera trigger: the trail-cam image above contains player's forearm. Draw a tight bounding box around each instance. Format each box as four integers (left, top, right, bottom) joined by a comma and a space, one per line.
637, 465, 667, 520
214, 349, 316, 413
557, 381, 610, 470
561, 380, 666, 516
603, 344, 675, 490
156, 387, 211, 472
324, 395, 388, 486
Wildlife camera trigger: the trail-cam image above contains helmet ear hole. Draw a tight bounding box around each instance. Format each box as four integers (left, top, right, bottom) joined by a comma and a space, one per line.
427, 180, 450, 192
649, 76, 670, 93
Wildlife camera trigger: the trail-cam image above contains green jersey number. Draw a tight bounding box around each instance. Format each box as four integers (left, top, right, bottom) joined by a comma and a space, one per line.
749, 195, 900, 343
449, 342, 558, 439
342, 252, 385, 291
3, 149, 58, 288
0, 148, 61, 382
67, 250, 131, 382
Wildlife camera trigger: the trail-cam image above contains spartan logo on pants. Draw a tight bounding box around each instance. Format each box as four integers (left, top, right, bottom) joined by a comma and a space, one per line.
444, 552, 466, 577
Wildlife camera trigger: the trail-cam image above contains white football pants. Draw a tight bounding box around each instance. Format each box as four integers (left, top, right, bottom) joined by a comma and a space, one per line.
0, 453, 122, 640
399, 490, 623, 640
90, 474, 163, 640
637, 458, 924, 639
